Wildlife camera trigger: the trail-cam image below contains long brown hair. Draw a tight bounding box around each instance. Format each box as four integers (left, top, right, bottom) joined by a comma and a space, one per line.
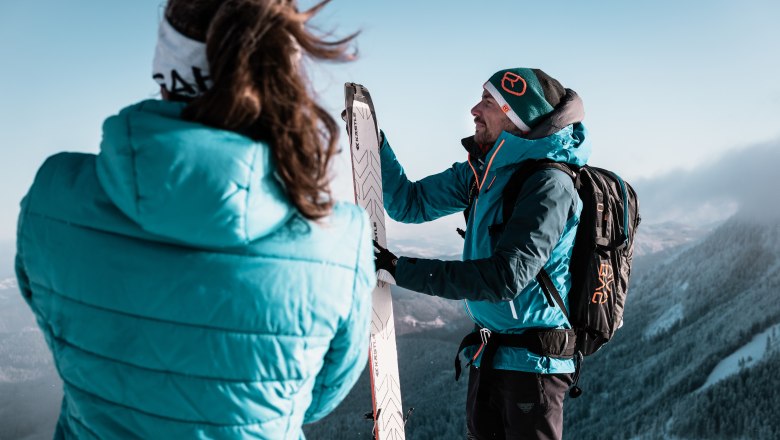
165, 0, 356, 220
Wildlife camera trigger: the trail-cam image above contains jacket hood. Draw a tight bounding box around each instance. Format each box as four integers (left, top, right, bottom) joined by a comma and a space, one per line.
525, 89, 585, 140
490, 122, 591, 169
96, 99, 293, 247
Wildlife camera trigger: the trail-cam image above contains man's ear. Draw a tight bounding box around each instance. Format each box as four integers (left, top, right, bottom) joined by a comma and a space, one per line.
503, 118, 526, 138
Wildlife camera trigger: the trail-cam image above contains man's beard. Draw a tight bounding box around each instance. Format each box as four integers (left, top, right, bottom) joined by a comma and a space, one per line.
473, 120, 495, 145
474, 130, 495, 146
474, 120, 517, 146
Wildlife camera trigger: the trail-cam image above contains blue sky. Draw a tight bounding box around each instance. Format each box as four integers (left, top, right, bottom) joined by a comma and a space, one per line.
1, 0, 779, 244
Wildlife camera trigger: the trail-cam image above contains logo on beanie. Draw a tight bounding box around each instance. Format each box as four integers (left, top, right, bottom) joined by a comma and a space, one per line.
501, 72, 527, 97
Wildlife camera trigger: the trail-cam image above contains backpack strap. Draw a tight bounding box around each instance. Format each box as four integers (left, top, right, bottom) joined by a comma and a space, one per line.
502, 161, 578, 226
498, 161, 577, 324
488, 160, 578, 237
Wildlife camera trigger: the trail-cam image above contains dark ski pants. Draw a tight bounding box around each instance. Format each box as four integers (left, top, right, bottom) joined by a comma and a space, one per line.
465, 366, 572, 440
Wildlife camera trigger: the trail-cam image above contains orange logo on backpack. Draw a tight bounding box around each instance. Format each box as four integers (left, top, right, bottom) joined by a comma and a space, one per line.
501, 72, 527, 97
591, 263, 614, 304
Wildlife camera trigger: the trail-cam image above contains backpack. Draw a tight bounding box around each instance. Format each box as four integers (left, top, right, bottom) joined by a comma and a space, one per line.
458, 160, 640, 396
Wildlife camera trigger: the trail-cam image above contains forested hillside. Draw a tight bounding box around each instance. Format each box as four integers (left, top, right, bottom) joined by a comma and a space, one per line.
565, 217, 780, 439
304, 328, 471, 439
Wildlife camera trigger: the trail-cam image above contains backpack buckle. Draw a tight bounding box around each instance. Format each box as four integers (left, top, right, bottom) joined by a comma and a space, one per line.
479, 328, 492, 344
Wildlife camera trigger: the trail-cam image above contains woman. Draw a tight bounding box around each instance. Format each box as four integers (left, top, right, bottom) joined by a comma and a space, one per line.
15, 0, 374, 438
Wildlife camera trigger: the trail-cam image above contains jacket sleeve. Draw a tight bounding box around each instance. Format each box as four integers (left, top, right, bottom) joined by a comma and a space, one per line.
304, 212, 374, 423
379, 133, 472, 223
394, 170, 576, 302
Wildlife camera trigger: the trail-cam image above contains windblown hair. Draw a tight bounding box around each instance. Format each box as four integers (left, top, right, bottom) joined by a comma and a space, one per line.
165, 0, 356, 220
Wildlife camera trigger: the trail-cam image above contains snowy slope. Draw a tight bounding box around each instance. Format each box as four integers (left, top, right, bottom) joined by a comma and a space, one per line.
633, 221, 716, 257
0, 277, 16, 290
643, 302, 684, 340
697, 323, 780, 392
0, 277, 17, 301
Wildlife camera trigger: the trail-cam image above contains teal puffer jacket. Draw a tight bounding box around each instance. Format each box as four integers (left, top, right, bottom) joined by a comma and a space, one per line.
15, 100, 375, 439
380, 124, 590, 374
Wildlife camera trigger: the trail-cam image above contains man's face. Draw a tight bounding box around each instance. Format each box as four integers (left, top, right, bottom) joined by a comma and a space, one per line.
471, 90, 517, 146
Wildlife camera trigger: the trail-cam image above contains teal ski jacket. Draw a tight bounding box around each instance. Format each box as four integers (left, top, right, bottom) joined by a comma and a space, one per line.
380, 121, 590, 374
15, 100, 375, 439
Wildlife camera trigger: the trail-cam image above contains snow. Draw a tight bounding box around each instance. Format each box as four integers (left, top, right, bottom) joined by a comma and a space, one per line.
0, 277, 18, 300
644, 303, 684, 339
633, 222, 715, 257
400, 315, 445, 329
696, 323, 780, 392
0, 277, 17, 290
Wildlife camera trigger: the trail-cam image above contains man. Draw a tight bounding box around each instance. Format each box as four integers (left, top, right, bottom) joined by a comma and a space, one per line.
373, 68, 591, 439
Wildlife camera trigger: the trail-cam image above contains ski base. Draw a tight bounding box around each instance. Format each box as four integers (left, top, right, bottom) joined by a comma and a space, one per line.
346, 82, 406, 440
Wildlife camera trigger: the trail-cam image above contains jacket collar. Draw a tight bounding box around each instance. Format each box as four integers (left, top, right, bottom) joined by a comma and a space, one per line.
461, 136, 488, 161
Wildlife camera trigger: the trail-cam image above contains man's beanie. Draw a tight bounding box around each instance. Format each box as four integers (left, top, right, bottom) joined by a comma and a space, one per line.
483, 68, 566, 133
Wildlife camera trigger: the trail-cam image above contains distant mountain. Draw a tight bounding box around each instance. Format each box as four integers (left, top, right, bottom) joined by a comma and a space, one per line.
0, 279, 62, 440
0, 277, 17, 298
0, 240, 16, 278
390, 285, 473, 336
632, 221, 716, 257
565, 216, 780, 439
631, 221, 717, 276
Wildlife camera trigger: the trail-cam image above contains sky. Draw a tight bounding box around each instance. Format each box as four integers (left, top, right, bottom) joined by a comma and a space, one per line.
635, 138, 780, 225
1, 0, 779, 245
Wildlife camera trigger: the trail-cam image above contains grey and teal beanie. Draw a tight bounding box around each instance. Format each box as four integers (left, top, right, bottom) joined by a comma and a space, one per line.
483, 68, 566, 133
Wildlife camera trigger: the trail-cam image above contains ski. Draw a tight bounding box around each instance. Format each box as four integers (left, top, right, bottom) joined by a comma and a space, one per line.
345, 82, 406, 440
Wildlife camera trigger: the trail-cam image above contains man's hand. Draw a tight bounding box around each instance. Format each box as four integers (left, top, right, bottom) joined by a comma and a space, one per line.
373, 240, 398, 278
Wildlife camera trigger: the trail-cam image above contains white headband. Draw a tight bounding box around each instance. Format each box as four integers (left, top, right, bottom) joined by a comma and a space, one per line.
152, 18, 212, 98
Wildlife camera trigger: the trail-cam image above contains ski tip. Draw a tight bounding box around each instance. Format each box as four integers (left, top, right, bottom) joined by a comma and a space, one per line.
345, 82, 363, 95
345, 82, 371, 101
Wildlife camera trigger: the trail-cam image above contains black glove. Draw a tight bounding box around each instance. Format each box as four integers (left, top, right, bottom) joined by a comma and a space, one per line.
373, 240, 398, 278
